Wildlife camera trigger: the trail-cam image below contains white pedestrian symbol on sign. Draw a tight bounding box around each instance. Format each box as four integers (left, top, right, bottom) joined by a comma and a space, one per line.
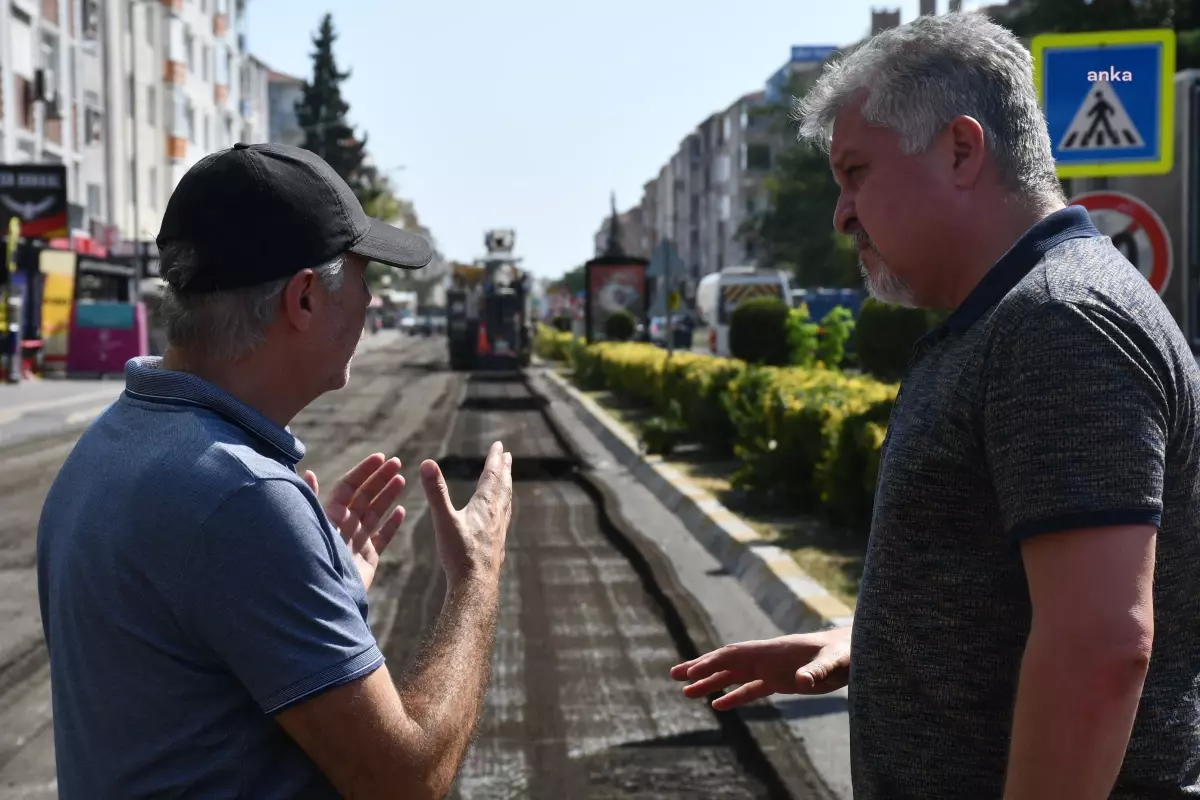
1058, 81, 1145, 150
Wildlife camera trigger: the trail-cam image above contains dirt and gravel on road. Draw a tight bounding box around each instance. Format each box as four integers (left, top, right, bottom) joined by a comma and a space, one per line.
0, 334, 814, 799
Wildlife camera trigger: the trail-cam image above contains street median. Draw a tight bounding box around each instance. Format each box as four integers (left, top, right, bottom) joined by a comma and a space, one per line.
532, 326, 892, 633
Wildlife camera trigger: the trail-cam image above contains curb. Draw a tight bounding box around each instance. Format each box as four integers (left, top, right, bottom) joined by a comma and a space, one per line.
538, 366, 854, 634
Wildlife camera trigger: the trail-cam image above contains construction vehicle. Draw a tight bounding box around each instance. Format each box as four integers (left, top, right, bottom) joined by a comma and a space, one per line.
446, 229, 533, 371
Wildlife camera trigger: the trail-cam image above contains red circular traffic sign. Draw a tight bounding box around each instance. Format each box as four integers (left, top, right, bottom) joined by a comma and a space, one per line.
1070, 191, 1173, 296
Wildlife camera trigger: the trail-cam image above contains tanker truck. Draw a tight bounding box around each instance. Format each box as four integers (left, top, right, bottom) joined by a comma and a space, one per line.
446, 229, 532, 371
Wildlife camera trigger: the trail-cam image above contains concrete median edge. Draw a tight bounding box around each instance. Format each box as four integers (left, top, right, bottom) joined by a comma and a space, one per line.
537, 366, 854, 635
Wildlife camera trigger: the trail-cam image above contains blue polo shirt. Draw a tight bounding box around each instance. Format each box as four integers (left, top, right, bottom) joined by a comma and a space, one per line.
36, 357, 384, 798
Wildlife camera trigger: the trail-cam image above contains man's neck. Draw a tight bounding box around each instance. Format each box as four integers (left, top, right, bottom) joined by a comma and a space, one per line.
941, 200, 1066, 309
159, 348, 305, 429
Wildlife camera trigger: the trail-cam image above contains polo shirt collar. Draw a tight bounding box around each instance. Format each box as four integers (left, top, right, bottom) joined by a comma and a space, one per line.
123, 356, 305, 464
943, 205, 1100, 334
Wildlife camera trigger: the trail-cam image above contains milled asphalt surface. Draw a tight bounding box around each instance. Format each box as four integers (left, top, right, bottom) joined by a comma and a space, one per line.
0, 332, 847, 799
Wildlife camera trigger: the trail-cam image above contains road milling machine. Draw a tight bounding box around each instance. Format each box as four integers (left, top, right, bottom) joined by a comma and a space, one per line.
446, 228, 532, 371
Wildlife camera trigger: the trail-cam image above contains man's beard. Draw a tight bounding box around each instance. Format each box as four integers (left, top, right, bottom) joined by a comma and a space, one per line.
854, 231, 917, 308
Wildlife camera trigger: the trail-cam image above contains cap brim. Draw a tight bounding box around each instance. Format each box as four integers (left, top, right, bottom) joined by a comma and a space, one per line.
348, 218, 433, 270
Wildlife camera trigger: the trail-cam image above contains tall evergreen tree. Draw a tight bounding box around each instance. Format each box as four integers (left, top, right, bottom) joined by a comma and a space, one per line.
295, 14, 369, 190
603, 192, 625, 257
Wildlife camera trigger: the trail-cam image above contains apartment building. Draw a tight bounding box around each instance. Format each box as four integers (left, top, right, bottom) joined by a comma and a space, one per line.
0, 0, 109, 234
0, 0, 269, 254
591, 201, 648, 259
595, 2, 914, 301
149, 0, 267, 241
266, 67, 304, 146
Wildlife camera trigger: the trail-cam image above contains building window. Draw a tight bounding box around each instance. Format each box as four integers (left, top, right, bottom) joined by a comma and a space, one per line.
87, 183, 103, 222
186, 103, 196, 142
203, 113, 210, 150
202, 44, 210, 82
127, 74, 135, 117
149, 167, 157, 209
145, 6, 155, 45
147, 85, 156, 125
746, 143, 771, 171
129, 159, 137, 205
184, 28, 194, 73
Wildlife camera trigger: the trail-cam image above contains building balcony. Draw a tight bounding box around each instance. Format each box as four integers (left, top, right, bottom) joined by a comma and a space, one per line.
161, 0, 182, 10
215, 85, 228, 105
214, 14, 228, 36
167, 135, 187, 161
164, 61, 187, 85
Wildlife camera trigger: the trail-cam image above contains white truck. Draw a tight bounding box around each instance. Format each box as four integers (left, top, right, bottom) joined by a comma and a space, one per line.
695, 266, 792, 357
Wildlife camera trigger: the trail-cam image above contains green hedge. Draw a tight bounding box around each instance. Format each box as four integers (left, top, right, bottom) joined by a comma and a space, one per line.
535, 326, 898, 531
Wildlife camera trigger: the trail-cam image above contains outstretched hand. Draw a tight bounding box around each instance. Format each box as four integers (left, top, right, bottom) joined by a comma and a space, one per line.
303, 453, 406, 591
670, 627, 852, 711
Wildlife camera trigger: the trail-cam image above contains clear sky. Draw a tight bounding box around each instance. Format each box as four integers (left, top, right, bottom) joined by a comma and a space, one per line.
245, 0, 990, 279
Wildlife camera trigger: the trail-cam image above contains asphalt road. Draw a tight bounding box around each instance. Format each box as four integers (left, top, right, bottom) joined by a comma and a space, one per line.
0, 333, 807, 798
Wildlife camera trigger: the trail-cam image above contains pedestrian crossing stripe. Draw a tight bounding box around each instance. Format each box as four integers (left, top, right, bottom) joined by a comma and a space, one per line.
1058, 81, 1145, 151
721, 283, 783, 305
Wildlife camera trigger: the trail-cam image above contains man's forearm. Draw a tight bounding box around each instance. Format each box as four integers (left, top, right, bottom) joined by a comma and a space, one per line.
397, 576, 500, 782
1003, 628, 1150, 799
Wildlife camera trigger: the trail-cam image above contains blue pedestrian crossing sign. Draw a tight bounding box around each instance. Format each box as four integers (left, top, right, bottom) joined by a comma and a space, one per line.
1032, 29, 1176, 178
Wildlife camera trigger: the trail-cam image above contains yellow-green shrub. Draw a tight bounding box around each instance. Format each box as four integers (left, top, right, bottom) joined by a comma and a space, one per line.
556, 337, 898, 527
534, 324, 574, 362
660, 353, 745, 455
593, 342, 666, 407
825, 400, 895, 527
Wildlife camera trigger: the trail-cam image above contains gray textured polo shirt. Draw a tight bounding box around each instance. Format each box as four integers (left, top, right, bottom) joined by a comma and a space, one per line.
850, 206, 1200, 798
37, 357, 382, 798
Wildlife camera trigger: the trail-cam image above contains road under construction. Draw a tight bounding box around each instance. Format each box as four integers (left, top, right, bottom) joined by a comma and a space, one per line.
0, 336, 843, 799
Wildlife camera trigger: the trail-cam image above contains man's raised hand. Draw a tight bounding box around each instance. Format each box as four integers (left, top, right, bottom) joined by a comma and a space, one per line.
303, 453, 406, 591
420, 441, 513, 588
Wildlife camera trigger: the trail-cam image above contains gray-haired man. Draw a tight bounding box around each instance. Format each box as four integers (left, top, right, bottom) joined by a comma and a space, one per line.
674, 13, 1200, 799
38, 143, 513, 798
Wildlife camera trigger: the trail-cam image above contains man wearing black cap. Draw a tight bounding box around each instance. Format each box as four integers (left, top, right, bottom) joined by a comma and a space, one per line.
36, 143, 513, 798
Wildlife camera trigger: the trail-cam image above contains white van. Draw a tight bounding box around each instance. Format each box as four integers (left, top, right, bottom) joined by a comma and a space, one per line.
696, 266, 791, 357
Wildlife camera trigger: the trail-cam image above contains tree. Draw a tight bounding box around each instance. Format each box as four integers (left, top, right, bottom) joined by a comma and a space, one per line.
603, 192, 625, 257
739, 71, 860, 289
1004, 0, 1197, 69
358, 166, 404, 223
295, 14, 369, 190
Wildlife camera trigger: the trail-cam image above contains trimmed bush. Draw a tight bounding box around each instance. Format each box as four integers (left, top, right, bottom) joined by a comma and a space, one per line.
537, 328, 899, 529
787, 307, 821, 368
729, 296, 791, 366
825, 399, 895, 527
533, 324, 573, 362
604, 310, 636, 342
853, 298, 944, 381
817, 306, 855, 369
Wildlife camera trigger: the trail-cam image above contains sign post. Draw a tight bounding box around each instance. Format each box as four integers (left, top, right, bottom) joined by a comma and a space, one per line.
3, 217, 19, 382
1070, 190, 1173, 295
583, 256, 648, 344
1032, 29, 1176, 179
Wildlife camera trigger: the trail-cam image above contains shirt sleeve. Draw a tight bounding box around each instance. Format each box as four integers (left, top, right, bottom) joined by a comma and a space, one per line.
983, 300, 1168, 542
184, 478, 384, 715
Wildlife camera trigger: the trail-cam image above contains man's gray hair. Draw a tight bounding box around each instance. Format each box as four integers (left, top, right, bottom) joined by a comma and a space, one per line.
156, 245, 346, 361
794, 11, 1064, 210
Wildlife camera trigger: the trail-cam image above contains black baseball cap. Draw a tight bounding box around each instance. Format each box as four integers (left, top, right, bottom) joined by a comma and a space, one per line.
156, 142, 432, 293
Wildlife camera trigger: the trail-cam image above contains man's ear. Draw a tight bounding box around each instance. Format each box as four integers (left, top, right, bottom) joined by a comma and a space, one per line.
281, 270, 319, 332
944, 115, 987, 189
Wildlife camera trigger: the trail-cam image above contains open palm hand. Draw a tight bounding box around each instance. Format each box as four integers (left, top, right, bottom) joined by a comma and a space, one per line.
303, 453, 406, 591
